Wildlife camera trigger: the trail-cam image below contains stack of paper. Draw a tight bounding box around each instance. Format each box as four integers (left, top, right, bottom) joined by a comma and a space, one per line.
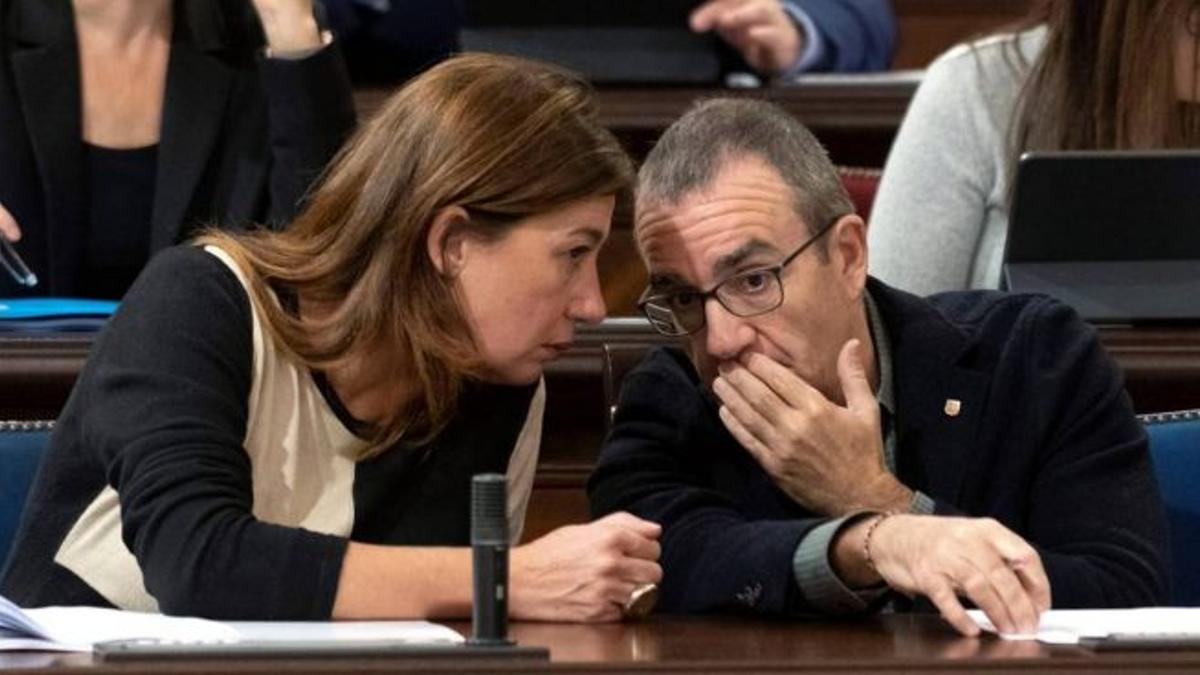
970, 607, 1200, 644
1, 594, 236, 652
0, 594, 463, 653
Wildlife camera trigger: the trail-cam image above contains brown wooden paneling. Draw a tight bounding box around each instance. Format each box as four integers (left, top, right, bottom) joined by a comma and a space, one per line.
356, 72, 919, 169
893, 0, 1037, 69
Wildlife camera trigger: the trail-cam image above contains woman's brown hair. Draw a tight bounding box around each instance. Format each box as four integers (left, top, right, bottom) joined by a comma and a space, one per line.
198, 53, 633, 455
1010, 0, 1200, 164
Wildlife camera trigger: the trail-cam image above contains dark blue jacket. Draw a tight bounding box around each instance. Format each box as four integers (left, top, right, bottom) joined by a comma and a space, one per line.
589, 278, 1168, 615
794, 0, 895, 72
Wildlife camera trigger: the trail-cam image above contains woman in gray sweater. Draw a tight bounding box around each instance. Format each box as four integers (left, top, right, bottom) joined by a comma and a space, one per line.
869, 0, 1200, 295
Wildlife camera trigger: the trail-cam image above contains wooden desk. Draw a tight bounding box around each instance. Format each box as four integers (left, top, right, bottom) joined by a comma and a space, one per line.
2, 615, 1198, 673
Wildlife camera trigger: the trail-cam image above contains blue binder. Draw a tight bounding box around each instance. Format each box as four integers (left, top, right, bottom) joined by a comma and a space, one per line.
0, 298, 119, 332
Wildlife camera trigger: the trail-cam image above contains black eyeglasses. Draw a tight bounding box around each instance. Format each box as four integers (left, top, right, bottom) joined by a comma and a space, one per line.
637, 217, 840, 337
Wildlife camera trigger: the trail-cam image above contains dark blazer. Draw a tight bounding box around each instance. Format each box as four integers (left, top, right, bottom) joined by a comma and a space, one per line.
589, 278, 1168, 615
793, 0, 895, 72
0, 0, 356, 296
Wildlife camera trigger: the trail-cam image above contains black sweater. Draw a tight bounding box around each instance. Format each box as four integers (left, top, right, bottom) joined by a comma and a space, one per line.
1, 247, 538, 618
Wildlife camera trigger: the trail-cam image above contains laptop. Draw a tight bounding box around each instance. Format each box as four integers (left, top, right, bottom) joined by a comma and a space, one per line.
457, 0, 723, 84
1003, 150, 1200, 322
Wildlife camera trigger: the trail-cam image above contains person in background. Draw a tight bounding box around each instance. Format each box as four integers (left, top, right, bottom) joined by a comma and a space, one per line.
318, 0, 895, 87
690, 0, 896, 77
589, 98, 1166, 636
1, 53, 661, 622
869, 0, 1200, 295
0, 0, 356, 299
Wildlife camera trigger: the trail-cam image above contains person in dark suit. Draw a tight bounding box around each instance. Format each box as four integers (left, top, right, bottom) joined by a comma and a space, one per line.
588, 98, 1168, 636
690, 0, 895, 76
0, 0, 355, 299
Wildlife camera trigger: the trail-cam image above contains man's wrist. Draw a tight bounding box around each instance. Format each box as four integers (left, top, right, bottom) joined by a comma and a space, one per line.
848, 474, 913, 515
777, 1, 825, 77
830, 513, 885, 589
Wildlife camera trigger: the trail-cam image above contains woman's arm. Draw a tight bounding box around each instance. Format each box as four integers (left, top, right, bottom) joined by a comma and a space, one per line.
334, 513, 663, 623
86, 247, 659, 621
246, 0, 356, 225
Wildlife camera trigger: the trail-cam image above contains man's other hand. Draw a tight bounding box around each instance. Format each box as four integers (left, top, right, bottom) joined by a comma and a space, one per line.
837, 514, 1052, 637
690, 0, 804, 75
713, 340, 911, 515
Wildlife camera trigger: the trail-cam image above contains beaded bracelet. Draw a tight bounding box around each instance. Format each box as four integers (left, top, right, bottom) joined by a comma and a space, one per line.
863, 511, 902, 573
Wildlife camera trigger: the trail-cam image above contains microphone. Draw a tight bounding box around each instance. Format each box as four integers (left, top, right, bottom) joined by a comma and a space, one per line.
469, 473, 513, 646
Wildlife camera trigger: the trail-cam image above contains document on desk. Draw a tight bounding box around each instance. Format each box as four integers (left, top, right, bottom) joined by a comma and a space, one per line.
0, 593, 462, 652
969, 608, 1200, 645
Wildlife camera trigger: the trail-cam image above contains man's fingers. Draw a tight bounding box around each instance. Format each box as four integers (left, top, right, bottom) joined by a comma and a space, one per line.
714, 369, 786, 429
925, 581, 980, 637
689, 0, 746, 32
956, 565, 1017, 635
710, 1, 773, 34
837, 339, 877, 416
987, 563, 1041, 634
740, 352, 822, 410
992, 535, 1052, 614
1011, 557, 1052, 614
973, 538, 1043, 633
0, 202, 20, 242
718, 404, 779, 473
744, 24, 797, 68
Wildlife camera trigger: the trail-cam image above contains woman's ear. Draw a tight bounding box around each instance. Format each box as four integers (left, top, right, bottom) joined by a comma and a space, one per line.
426, 206, 471, 276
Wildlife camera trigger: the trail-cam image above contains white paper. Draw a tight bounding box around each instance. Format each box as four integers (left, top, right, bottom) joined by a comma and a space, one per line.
229, 621, 463, 645
1, 593, 463, 652
969, 607, 1200, 644
1, 601, 238, 652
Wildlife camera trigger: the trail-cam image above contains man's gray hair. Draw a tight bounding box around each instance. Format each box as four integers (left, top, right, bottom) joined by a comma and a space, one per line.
637, 98, 854, 246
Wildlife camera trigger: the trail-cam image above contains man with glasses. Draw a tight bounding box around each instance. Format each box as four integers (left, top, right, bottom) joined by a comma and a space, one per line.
588, 98, 1167, 636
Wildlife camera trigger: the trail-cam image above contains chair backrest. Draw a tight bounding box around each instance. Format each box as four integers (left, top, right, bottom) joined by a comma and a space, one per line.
837, 166, 882, 224
602, 341, 688, 428
0, 420, 52, 572
1140, 409, 1200, 606
603, 343, 657, 428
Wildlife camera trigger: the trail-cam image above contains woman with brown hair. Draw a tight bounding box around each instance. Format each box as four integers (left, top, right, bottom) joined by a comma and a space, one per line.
0, 53, 662, 622
868, 0, 1200, 295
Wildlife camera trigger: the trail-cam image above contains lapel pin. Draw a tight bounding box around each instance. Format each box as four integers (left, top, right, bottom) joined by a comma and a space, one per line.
944, 399, 962, 417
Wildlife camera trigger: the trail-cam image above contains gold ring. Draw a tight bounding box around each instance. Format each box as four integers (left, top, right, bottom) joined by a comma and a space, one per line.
622, 583, 659, 620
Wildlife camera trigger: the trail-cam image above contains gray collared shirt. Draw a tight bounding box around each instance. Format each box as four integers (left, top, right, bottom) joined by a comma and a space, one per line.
789, 290, 935, 613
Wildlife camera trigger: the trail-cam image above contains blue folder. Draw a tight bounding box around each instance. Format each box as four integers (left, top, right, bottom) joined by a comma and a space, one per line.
0, 298, 118, 332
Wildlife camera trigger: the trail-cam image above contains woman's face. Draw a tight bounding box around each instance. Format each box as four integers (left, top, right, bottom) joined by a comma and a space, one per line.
455, 195, 615, 385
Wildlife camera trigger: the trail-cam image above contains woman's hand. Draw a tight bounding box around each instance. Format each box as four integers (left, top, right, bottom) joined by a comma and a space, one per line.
510, 512, 663, 623
249, 0, 323, 54
0, 202, 21, 242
